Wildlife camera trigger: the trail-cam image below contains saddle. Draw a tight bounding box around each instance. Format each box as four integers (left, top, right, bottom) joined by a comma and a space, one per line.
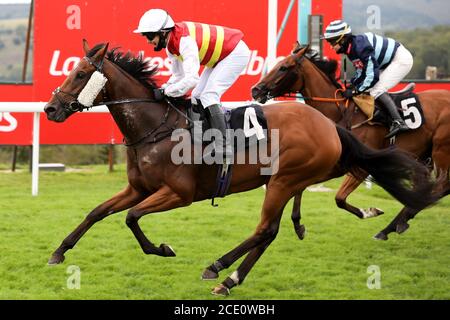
351, 83, 425, 130
188, 102, 268, 149
184, 100, 269, 205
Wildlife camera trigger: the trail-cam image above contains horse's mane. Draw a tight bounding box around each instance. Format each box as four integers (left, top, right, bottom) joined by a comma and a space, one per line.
87, 43, 159, 90
293, 46, 342, 89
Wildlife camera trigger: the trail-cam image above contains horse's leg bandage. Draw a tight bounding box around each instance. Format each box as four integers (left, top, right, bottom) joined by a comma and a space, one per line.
77, 71, 108, 107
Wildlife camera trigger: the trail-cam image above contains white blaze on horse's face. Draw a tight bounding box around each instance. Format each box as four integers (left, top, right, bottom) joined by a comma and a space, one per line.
77, 70, 108, 107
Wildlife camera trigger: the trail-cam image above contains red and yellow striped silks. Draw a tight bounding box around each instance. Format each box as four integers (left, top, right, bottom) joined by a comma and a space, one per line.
167, 22, 243, 68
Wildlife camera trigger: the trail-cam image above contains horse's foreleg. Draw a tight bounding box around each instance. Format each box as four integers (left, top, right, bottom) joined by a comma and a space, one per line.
125, 185, 191, 257
336, 174, 384, 219
291, 191, 306, 240
48, 184, 145, 265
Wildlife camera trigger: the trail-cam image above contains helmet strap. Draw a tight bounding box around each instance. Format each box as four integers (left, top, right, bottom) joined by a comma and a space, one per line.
154, 31, 170, 51
332, 25, 348, 46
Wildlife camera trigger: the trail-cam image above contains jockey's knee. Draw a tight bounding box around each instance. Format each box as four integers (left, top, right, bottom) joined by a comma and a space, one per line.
200, 93, 221, 108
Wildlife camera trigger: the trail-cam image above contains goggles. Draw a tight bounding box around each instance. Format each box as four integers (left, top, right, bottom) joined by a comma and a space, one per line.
143, 32, 158, 41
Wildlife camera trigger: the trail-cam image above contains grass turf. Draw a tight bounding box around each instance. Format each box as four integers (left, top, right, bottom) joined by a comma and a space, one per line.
0, 165, 448, 299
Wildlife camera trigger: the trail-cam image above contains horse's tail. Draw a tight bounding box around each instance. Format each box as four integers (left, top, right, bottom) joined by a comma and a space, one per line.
336, 126, 438, 210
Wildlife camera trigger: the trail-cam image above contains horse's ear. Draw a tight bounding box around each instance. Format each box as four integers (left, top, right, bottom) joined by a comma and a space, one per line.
292, 41, 301, 52
100, 43, 109, 60
295, 43, 310, 57
83, 39, 90, 55
93, 43, 109, 62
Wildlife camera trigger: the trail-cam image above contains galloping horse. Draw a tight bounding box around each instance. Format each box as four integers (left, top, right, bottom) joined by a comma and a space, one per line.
252, 44, 450, 240
44, 40, 437, 295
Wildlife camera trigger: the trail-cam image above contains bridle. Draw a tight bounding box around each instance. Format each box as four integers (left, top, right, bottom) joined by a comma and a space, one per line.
51, 54, 195, 147
264, 52, 349, 109
52, 56, 107, 113
52, 56, 161, 113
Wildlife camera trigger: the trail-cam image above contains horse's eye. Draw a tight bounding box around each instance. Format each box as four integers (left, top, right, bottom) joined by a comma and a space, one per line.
76, 72, 86, 79
279, 66, 288, 72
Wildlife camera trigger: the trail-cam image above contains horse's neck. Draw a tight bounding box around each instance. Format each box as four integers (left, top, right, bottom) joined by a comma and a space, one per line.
103, 61, 167, 142
302, 63, 344, 123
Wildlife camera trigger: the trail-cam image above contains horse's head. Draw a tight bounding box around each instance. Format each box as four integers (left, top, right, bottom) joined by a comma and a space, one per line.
252, 43, 309, 103
44, 39, 109, 122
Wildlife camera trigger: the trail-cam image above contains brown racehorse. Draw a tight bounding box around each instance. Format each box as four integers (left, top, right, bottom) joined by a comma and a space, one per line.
44, 40, 437, 296
252, 43, 450, 241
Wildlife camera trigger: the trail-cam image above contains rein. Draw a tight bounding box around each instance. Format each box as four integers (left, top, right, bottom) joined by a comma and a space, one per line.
123, 98, 194, 148
275, 53, 350, 110
282, 89, 350, 110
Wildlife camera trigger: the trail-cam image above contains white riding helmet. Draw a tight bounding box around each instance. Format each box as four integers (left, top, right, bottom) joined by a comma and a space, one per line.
322, 20, 352, 41
133, 9, 175, 34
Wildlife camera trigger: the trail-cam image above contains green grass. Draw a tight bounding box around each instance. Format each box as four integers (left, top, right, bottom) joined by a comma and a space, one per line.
0, 165, 448, 300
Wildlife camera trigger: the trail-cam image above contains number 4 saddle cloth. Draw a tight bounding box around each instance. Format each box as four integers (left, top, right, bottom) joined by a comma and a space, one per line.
225, 104, 268, 150
189, 103, 269, 151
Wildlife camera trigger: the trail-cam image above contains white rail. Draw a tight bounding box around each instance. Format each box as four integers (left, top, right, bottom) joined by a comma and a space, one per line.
0, 102, 110, 196
0, 101, 254, 196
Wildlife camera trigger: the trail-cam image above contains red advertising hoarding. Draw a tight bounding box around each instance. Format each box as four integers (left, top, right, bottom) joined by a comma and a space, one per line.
0, 0, 343, 145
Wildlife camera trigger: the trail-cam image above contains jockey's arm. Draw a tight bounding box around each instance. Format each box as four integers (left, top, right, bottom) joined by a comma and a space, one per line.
351, 44, 380, 93
164, 37, 200, 97
163, 55, 184, 88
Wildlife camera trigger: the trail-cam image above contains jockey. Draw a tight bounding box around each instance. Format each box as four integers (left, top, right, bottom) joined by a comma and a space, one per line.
322, 20, 413, 138
134, 9, 251, 159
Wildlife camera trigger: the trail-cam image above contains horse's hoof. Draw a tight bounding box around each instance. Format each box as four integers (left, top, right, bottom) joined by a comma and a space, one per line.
371, 208, 384, 216
201, 268, 219, 280
160, 244, 176, 257
373, 232, 388, 241
361, 207, 384, 219
47, 253, 65, 265
396, 222, 410, 234
211, 284, 230, 296
295, 225, 306, 240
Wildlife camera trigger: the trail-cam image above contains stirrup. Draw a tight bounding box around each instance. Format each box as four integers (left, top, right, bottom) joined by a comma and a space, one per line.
385, 121, 408, 139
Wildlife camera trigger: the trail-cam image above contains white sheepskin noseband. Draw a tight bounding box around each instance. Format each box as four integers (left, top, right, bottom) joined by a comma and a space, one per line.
77, 71, 108, 107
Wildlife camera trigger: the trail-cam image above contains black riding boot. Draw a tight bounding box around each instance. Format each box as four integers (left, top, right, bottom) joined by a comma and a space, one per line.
377, 92, 409, 138
189, 101, 203, 145
190, 99, 205, 124
207, 104, 232, 162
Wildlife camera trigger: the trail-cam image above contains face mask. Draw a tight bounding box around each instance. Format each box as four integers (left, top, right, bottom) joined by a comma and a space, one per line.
154, 31, 169, 52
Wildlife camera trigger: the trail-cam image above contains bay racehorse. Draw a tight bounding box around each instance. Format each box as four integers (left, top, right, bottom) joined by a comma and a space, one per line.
44, 40, 438, 296
252, 43, 450, 241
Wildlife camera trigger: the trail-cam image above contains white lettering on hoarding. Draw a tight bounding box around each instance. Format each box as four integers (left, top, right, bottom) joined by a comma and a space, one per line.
49, 50, 81, 76
48, 50, 283, 77
0, 112, 18, 132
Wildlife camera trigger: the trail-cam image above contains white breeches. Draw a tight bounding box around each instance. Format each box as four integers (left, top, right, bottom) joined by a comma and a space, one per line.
369, 45, 413, 98
191, 40, 251, 107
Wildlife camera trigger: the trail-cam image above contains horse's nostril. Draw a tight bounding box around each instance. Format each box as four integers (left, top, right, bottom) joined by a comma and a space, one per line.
44, 105, 56, 114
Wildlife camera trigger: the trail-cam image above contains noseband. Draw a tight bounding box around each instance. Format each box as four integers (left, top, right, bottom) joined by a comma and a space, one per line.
52, 56, 107, 113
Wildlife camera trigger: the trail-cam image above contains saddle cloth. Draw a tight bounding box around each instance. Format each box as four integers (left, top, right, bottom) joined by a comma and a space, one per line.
353, 83, 425, 129
190, 103, 268, 150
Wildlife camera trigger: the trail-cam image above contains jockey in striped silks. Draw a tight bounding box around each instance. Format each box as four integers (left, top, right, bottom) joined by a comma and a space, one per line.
322, 20, 413, 138
134, 9, 251, 159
